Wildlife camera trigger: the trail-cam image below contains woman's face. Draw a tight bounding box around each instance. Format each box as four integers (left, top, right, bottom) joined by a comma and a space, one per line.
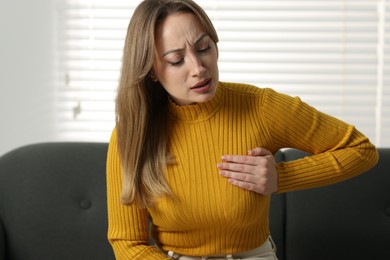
153, 12, 219, 106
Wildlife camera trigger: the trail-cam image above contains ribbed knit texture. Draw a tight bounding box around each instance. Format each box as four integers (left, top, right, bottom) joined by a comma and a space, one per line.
106, 82, 378, 259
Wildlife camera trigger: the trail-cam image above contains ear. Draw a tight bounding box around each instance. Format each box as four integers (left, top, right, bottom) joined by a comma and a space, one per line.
149, 70, 158, 82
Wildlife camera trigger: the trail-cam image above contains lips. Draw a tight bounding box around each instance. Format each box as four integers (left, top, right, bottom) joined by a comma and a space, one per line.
191, 78, 211, 89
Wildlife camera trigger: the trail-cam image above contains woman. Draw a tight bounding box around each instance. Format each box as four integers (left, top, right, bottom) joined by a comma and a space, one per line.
106, 0, 379, 259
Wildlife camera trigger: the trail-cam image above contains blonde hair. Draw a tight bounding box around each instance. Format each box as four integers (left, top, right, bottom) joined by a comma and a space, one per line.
116, 0, 219, 208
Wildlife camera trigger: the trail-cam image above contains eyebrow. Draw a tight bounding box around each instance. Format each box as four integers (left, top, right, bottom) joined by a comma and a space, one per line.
162, 33, 209, 57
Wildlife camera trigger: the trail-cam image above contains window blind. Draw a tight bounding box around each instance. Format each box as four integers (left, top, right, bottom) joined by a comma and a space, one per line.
383, 0, 390, 146
55, 0, 389, 147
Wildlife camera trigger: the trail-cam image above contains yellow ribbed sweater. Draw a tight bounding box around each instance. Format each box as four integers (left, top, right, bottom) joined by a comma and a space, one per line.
106, 82, 378, 259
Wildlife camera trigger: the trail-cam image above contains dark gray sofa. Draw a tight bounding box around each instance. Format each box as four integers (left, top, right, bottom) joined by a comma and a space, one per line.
270, 149, 390, 260
0, 143, 114, 260
0, 143, 388, 260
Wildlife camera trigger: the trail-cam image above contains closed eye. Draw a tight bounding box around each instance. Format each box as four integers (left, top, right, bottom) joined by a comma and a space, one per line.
169, 59, 184, 66
168, 44, 211, 66
198, 45, 211, 53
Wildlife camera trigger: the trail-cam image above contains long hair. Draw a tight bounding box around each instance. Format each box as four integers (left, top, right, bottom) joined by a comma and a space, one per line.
116, 0, 219, 208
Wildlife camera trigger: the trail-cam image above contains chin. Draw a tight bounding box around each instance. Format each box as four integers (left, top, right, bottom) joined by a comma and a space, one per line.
197, 93, 216, 104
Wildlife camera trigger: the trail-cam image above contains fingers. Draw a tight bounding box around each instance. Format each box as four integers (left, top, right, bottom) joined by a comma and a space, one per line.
218, 168, 260, 192
228, 178, 256, 192
228, 178, 271, 194
219, 168, 257, 182
220, 166, 276, 194
248, 147, 272, 156
217, 161, 258, 173
218, 148, 273, 173
220, 154, 258, 166
218, 163, 270, 185
217, 148, 278, 194
222, 148, 272, 163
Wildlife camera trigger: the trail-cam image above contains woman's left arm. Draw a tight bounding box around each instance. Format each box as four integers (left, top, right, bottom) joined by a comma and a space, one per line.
218, 88, 379, 194
266, 88, 379, 193
275, 124, 379, 193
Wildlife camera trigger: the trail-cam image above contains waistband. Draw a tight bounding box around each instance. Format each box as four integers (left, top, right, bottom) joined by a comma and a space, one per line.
157, 236, 277, 259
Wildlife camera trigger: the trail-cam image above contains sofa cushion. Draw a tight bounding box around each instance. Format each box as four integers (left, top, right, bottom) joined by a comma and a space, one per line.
0, 143, 115, 260
268, 150, 287, 260
269, 193, 285, 260
0, 218, 4, 259
284, 149, 390, 260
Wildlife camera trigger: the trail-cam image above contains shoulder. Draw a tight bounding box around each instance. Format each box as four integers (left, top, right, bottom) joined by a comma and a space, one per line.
219, 81, 282, 103
219, 82, 303, 111
220, 81, 265, 95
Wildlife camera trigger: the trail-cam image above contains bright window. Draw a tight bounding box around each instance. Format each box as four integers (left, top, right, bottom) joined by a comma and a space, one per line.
55, 0, 390, 147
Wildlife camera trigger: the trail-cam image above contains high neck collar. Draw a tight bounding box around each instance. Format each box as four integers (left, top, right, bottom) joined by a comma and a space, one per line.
168, 82, 223, 122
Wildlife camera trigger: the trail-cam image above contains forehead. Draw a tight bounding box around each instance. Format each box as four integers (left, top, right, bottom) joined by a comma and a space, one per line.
155, 12, 206, 50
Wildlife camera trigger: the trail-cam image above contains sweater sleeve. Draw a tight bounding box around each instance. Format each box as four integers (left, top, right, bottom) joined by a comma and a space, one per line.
106, 129, 169, 259
261, 89, 379, 193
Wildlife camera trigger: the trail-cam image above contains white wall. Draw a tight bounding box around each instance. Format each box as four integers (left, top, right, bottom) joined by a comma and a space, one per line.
0, 0, 56, 156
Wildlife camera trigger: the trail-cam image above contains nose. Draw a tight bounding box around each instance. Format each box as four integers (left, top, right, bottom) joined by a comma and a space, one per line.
188, 52, 206, 77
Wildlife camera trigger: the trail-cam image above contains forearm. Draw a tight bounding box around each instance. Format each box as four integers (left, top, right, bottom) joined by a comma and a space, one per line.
109, 239, 168, 260
107, 204, 168, 259
276, 125, 378, 193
